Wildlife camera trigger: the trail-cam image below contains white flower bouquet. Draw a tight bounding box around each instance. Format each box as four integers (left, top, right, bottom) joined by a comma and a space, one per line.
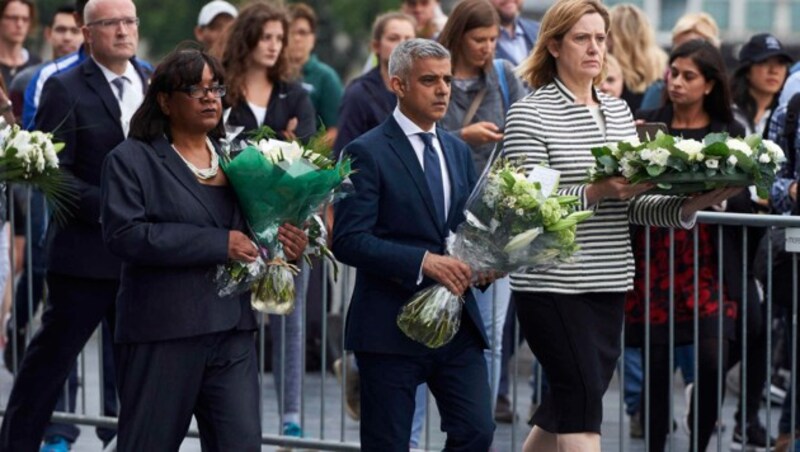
215, 128, 352, 314
397, 158, 593, 348
589, 131, 785, 197
0, 122, 71, 217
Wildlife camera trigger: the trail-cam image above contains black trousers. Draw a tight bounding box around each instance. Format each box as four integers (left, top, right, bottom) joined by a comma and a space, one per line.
0, 273, 119, 452
116, 329, 261, 452
355, 322, 494, 452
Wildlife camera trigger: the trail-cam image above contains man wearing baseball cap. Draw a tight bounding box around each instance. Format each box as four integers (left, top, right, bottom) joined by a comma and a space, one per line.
194, 0, 237, 50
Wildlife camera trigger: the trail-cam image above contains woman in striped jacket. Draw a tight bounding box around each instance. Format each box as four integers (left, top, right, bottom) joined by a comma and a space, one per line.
500, 0, 741, 450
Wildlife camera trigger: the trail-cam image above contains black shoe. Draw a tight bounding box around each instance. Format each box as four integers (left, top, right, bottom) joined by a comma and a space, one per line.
731, 421, 776, 451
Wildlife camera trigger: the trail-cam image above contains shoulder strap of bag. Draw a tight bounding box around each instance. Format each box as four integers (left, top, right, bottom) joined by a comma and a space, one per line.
494, 59, 510, 114
462, 86, 488, 128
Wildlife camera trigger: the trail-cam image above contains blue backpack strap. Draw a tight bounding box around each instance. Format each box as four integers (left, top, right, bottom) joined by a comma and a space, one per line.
494, 59, 510, 113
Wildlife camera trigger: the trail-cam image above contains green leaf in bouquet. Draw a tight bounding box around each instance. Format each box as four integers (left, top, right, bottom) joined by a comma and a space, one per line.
703, 142, 730, 158
656, 182, 672, 190
618, 140, 642, 152
648, 131, 674, 149
666, 155, 688, 171
247, 125, 278, 143
730, 150, 755, 172
646, 165, 666, 177
556, 195, 579, 206
545, 217, 578, 232
744, 133, 762, 151
598, 155, 618, 173
565, 210, 594, 223
500, 171, 516, 189
703, 132, 729, 146
591, 146, 612, 158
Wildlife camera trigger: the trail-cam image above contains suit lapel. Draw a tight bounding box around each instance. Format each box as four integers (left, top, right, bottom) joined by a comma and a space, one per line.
152, 136, 225, 227
384, 117, 442, 232
82, 59, 123, 136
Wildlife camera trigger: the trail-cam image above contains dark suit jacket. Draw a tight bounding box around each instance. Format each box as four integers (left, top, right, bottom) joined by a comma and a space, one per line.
495, 17, 540, 65
332, 116, 488, 355
101, 136, 257, 343
226, 79, 316, 143
35, 57, 151, 280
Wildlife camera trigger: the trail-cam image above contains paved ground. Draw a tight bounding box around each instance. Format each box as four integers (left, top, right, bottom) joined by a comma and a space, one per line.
0, 331, 784, 451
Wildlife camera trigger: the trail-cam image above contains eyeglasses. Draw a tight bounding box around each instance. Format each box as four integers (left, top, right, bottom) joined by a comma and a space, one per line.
177, 85, 226, 99
2, 15, 30, 24
87, 17, 139, 29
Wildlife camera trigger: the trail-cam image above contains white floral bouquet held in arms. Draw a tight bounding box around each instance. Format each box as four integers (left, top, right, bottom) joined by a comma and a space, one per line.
396, 158, 593, 348
588, 131, 785, 198
215, 127, 352, 314
0, 120, 72, 219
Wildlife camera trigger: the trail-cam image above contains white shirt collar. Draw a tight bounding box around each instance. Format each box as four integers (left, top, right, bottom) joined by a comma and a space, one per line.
93, 57, 137, 85
393, 106, 437, 139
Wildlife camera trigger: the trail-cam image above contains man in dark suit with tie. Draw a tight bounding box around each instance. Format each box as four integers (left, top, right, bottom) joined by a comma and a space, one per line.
0, 0, 149, 450
333, 39, 496, 451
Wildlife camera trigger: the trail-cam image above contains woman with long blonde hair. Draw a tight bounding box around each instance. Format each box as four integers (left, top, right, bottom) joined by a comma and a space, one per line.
608, 3, 666, 111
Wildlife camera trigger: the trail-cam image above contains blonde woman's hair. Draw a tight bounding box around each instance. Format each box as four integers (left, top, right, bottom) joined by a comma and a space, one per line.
671, 12, 720, 48
517, 0, 609, 89
609, 4, 667, 94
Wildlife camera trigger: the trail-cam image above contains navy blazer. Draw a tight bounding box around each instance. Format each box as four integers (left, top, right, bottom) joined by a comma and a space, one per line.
495, 17, 540, 65
332, 116, 488, 355
101, 136, 257, 343
35, 57, 151, 280
226, 79, 316, 143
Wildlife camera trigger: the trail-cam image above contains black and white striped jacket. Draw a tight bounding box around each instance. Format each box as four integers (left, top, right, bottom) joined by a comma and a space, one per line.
502, 78, 688, 294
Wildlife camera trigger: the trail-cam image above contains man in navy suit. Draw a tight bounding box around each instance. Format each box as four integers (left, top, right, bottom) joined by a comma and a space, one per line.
333, 39, 495, 451
0, 0, 149, 450
491, 0, 539, 67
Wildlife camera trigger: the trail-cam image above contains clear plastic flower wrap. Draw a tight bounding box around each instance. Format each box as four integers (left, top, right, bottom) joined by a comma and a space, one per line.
397, 158, 593, 348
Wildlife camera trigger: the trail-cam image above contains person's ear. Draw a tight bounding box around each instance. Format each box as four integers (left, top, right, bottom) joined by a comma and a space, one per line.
547, 38, 560, 59
157, 92, 170, 115
389, 76, 406, 98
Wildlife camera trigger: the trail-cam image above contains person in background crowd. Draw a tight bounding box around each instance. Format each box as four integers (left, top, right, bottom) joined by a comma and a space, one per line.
436, 1, 526, 445
21, 0, 152, 130
222, 1, 316, 439
502, 1, 741, 450
329, 10, 416, 423
628, 39, 749, 452
0, 0, 151, 451
101, 45, 308, 451
607, 3, 666, 112
599, 53, 623, 98
639, 12, 720, 111
490, 0, 539, 67
8, 4, 81, 120
194, 0, 237, 58
401, 0, 447, 39
333, 11, 415, 157
333, 38, 497, 452
287, 2, 343, 145
0, 0, 39, 90
222, 1, 315, 142
732, 33, 791, 136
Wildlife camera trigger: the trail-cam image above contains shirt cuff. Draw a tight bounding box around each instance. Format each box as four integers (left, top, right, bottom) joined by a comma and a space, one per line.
417, 251, 428, 285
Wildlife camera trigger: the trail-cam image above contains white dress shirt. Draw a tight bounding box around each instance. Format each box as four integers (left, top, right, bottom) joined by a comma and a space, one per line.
94, 58, 144, 137
392, 106, 452, 217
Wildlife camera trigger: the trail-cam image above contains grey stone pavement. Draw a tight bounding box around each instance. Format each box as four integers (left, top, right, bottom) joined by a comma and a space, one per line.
0, 331, 783, 452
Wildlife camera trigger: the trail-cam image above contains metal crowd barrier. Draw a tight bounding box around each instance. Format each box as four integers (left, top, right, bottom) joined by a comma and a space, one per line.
1, 198, 799, 451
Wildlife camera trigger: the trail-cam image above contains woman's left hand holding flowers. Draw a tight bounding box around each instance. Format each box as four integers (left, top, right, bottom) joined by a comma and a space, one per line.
278, 223, 308, 261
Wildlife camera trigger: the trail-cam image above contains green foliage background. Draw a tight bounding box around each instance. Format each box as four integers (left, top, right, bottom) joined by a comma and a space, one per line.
30, 0, 400, 81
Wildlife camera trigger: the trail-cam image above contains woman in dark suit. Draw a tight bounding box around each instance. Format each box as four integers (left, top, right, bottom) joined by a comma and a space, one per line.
221, 1, 316, 142
100, 47, 307, 452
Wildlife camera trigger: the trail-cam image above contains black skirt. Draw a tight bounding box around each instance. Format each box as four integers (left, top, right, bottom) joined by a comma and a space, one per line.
514, 291, 625, 434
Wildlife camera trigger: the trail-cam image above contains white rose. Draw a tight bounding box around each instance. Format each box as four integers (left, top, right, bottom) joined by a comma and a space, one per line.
651, 148, 670, 167
675, 139, 705, 161
705, 159, 720, 169
763, 139, 786, 163
759, 153, 772, 164
639, 148, 653, 162
726, 138, 753, 156
620, 158, 637, 178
